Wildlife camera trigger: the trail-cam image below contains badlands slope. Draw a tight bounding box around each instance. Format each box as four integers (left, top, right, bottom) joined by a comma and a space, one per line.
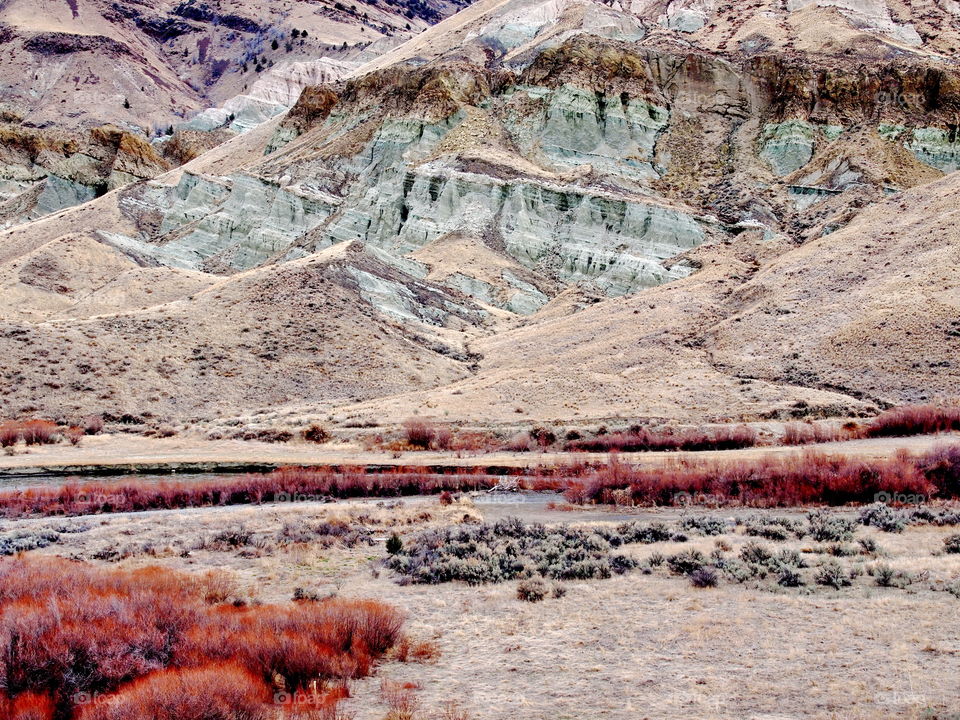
0, 0, 471, 130
0, 0, 958, 427
0, 0, 473, 228
338, 170, 960, 425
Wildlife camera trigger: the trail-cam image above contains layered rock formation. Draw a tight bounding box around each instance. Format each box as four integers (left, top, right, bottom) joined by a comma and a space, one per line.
0, 0, 957, 424
92, 27, 960, 303
0, 123, 172, 229
0, 0, 475, 229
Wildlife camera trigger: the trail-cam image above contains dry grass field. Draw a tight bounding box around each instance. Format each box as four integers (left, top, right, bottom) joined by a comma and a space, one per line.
5, 489, 959, 720
2, 0, 960, 715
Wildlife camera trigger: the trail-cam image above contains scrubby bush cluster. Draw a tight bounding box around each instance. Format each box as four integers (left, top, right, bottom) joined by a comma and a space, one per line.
0, 528, 62, 555
689, 567, 719, 588
815, 560, 854, 589
565, 424, 759, 453
678, 515, 728, 536
723, 542, 808, 586
871, 563, 916, 589
663, 539, 812, 588
857, 503, 907, 533
384, 517, 642, 585
196, 519, 374, 554
861, 405, 960, 438
274, 518, 373, 549
907, 506, 960, 526
516, 577, 550, 602
0, 466, 506, 519
856, 502, 960, 533
743, 514, 805, 541
231, 428, 294, 443
945, 534, 960, 554
564, 449, 957, 507
806, 510, 857, 542
301, 424, 331, 444
606, 521, 681, 544
666, 549, 707, 576
0, 556, 403, 720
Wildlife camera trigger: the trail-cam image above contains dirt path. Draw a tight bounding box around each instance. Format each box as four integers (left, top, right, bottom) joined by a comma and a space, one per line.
0, 432, 957, 476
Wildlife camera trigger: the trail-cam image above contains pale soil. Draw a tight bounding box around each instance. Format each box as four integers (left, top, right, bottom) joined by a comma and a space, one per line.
0, 0, 440, 131
353, 0, 960, 77
2, 37, 959, 427
0, 433, 957, 474
10, 496, 960, 720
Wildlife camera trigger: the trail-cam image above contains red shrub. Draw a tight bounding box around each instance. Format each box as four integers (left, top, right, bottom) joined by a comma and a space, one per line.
0, 422, 20, 448
433, 426, 453, 451
402, 419, 435, 449
564, 451, 940, 507
0, 466, 503, 519
0, 557, 402, 720
862, 405, 960, 438
20, 420, 60, 446
74, 665, 271, 720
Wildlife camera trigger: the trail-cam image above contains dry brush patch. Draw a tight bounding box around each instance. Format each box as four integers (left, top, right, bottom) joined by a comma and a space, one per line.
563, 447, 960, 507
0, 556, 404, 720
0, 466, 514, 519
860, 404, 960, 438
565, 424, 760, 453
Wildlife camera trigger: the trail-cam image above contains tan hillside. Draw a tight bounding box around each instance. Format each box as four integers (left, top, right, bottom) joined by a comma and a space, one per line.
332, 171, 960, 425
0, 240, 486, 420
0, 0, 958, 427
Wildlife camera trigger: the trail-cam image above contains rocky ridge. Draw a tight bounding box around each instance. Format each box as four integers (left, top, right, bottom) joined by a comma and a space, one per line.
0, 0, 474, 229
0, 0, 957, 424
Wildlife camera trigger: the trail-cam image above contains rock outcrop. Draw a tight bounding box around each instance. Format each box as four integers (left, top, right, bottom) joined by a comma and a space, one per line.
0, 0, 475, 229
0, 0, 957, 424
0, 123, 171, 229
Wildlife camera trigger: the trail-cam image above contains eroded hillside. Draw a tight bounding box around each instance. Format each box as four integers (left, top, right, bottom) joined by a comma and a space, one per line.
0, 0, 957, 425
0, 0, 473, 228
